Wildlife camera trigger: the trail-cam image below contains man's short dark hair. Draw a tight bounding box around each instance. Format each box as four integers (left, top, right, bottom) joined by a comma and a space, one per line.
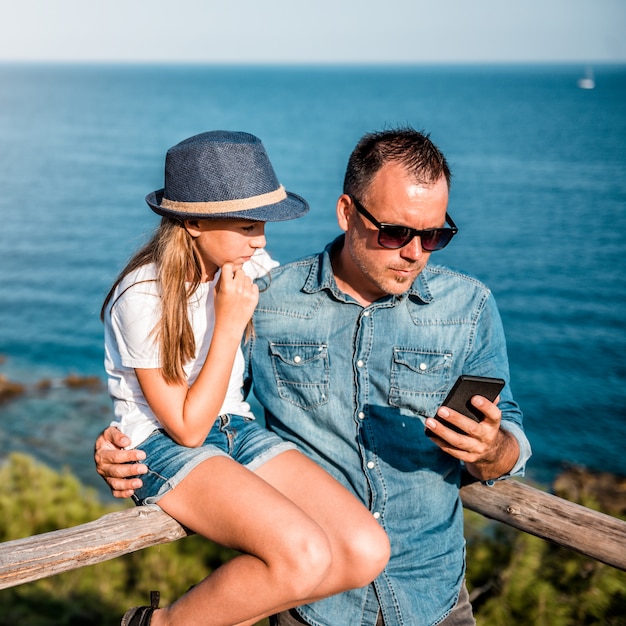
343, 127, 452, 200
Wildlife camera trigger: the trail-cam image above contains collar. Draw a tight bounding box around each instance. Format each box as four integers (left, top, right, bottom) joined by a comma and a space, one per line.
303, 235, 434, 305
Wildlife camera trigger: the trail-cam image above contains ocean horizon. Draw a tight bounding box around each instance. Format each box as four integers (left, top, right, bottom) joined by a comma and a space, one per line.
0, 62, 625, 498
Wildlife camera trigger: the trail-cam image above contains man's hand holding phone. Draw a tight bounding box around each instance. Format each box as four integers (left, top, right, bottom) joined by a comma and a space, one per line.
428, 375, 505, 436
425, 375, 518, 481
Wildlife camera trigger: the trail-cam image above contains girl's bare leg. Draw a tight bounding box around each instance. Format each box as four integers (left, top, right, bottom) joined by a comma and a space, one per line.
234, 449, 391, 626
253, 450, 390, 606
150, 454, 332, 626
149, 451, 389, 626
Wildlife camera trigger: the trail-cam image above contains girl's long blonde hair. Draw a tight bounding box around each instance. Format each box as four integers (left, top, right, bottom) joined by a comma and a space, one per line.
101, 217, 202, 385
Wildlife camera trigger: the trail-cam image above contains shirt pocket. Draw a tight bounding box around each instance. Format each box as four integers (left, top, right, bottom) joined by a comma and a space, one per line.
268, 342, 330, 409
389, 349, 452, 417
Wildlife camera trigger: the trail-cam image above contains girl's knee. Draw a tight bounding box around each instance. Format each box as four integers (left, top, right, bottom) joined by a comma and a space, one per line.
343, 521, 390, 588
295, 527, 333, 581
272, 525, 333, 599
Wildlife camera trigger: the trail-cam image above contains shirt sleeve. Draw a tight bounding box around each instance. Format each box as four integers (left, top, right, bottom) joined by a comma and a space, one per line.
109, 285, 162, 369
500, 421, 532, 477
467, 291, 532, 481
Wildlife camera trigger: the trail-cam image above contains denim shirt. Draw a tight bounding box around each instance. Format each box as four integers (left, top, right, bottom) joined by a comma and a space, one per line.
246, 237, 531, 626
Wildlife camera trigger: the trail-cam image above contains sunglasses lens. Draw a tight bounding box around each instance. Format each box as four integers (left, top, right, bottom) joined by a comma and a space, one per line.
420, 228, 449, 252
420, 229, 454, 251
378, 227, 412, 249
379, 228, 455, 251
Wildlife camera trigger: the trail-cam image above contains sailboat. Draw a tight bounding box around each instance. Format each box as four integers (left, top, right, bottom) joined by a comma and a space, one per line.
577, 66, 595, 90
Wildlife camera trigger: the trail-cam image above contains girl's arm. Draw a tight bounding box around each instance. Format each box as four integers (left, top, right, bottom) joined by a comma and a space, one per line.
136, 263, 258, 447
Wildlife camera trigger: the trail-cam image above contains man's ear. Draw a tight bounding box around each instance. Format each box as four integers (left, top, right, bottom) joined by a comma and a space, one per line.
336, 194, 352, 233
183, 219, 202, 238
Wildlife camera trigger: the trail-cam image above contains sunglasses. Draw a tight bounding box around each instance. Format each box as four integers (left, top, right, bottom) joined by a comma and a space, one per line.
349, 195, 458, 252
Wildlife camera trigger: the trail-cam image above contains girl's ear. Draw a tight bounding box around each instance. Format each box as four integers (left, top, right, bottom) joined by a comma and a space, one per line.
183, 219, 202, 238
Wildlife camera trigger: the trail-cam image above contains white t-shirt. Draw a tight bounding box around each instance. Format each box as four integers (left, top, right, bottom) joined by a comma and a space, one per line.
104, 248, 278, 449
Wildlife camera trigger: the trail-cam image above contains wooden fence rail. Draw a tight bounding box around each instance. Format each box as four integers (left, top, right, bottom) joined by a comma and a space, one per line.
0, 479, 624, 590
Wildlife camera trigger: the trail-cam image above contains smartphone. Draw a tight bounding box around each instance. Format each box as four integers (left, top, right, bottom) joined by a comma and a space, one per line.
435, 375, 505, 434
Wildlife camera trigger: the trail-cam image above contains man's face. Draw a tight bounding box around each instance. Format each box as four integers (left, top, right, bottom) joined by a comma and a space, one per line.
335, 161, 449, 304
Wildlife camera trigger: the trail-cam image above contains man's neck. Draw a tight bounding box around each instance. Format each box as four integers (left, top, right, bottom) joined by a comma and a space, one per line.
329, 242, 383, 307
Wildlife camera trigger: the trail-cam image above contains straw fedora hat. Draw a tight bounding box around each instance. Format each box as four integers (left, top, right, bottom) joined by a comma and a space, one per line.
146, 131, 309, 222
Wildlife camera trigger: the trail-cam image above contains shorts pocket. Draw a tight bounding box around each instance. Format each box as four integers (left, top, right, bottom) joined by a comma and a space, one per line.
269, 341, 330, 409
389, 348, 452, 416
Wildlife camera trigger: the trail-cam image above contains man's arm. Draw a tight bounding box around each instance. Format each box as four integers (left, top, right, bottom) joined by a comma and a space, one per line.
424, 289, 529, 482
94, 426, 147, 498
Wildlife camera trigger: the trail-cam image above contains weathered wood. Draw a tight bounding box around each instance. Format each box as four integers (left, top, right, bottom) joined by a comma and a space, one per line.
0, 505, 190, 589
0, 481, 624, 590
459, 479, 626, 570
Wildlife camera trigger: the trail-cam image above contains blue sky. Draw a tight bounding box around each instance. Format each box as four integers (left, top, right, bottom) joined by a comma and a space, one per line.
1, 0, 624, 63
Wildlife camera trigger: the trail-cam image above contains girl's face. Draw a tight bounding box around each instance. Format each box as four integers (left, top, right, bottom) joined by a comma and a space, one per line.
184, 219, 266, 280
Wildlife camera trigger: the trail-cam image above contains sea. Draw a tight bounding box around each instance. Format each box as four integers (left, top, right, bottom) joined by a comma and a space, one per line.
0, 63, 624, 500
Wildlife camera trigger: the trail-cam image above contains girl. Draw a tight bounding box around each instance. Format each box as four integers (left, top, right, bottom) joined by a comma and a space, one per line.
102, 131, 390, 626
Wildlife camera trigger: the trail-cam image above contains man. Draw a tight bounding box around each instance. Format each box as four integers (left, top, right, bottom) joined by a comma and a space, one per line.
96, 128, 531, 626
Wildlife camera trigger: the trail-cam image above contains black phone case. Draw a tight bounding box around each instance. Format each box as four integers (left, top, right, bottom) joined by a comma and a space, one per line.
437, 375, 505, 433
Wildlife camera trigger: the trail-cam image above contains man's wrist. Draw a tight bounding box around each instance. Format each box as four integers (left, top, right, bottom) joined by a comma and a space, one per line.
468, 428, 517, 482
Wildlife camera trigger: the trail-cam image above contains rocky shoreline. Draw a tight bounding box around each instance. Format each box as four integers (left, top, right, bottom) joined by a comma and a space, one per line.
0, 360, 103, 403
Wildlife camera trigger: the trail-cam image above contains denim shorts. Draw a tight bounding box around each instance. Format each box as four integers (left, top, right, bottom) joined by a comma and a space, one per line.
131, 414, 297, 506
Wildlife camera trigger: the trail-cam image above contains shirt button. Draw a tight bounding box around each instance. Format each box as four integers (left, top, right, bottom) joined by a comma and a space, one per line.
294, 355, 301, 363
358, 411, 365, 420
363, 311, 370, 317
419, 362, 427, 371
357, 360, 364, 367
373, 511, 381, 520
367, 461, 375, 469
